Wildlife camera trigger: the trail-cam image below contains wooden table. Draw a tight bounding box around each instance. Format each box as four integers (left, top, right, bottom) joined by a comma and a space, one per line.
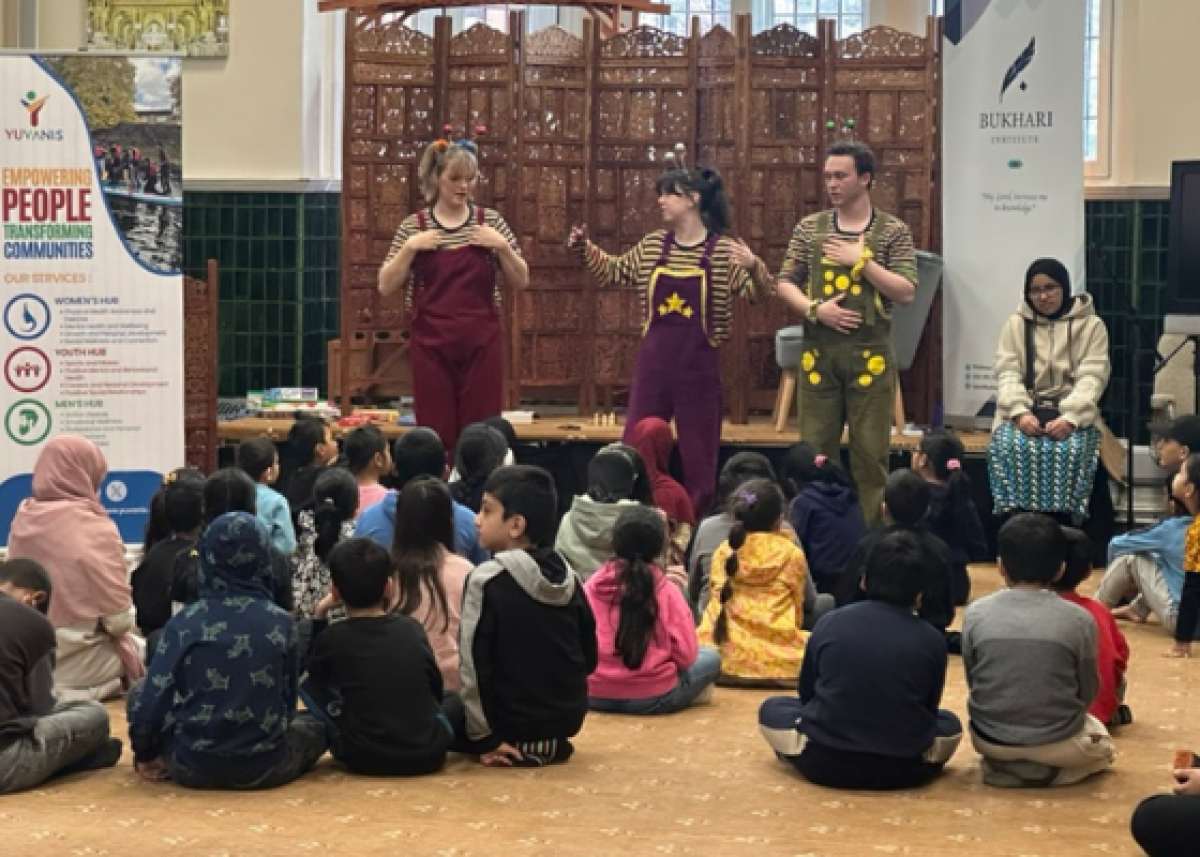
218, 416, 992, 454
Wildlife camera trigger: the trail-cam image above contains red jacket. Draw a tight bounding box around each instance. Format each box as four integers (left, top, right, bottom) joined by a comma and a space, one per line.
1059, 592, 1129, 724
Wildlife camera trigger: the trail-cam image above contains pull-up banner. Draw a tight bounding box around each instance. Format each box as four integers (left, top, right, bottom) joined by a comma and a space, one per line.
942, 0, 1087, 425
0, 53, 184, 545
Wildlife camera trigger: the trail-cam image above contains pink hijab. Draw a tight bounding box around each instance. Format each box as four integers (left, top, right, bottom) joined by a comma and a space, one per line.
7, 435, 145, 683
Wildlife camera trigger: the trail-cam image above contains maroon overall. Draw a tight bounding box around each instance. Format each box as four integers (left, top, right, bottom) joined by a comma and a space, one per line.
622, 232, 722, 516
409, 206, 503, 457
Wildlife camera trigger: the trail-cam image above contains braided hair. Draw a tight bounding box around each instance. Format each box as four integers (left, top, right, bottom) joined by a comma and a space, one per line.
713, 478, 784, 645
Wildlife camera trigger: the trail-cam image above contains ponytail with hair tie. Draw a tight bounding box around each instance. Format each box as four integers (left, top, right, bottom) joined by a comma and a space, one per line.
946, 459, 962, 471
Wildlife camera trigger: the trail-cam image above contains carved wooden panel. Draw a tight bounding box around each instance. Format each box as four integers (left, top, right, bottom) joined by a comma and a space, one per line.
339, 12, 942, 421
184, 260, 219, 473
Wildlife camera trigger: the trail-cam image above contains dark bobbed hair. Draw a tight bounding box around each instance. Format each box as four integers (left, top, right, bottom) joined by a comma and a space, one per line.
483, 465, 558, 548
863, 530, 932, 608
392, 427, 446, 489
997, 513, 1068, 585
237, 437, 278, 482
1055, 527, 1095, 593
202, 468, 257, 525
715, 452, 776, 511
328, 538, 393, 609
884, 469, 931, 527
142, 467, 205, 554
780, 441, 852, 499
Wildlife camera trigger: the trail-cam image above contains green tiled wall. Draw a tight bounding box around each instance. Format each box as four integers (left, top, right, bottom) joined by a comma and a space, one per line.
1087, 199, 1171, 444
183, 191, 340, 397
184, 192, 1169, 441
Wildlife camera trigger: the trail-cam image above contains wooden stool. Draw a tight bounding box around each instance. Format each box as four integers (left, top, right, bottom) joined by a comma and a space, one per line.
773, 368, 797, 432
773, 325, 805, 433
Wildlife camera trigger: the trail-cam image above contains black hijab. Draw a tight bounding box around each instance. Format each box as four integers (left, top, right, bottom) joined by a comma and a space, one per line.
1024, 257, 1075, 321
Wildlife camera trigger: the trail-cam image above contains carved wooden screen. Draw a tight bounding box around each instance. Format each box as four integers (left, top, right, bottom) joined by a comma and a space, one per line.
339, 13, 943, 421
341, 14, 437, 401
183, 259, 219, 473
590, 25, 698, 408
515, 23, 595, 410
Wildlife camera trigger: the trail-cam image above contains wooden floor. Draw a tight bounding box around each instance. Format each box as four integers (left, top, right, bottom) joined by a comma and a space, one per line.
219, 415, 993, 453
1, 566, 1186, 856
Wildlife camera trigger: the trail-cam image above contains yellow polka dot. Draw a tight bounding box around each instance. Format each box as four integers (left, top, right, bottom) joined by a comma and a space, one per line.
862, 350, 871, 358
808, 372, 822, 386
801, 352, 816, 372
867, 355, 887, 375
858, 374, 873, 387
851, 285, 862, 296
835, 275, 850, 290
824, 285, 834, 296
824, 270, 834, 281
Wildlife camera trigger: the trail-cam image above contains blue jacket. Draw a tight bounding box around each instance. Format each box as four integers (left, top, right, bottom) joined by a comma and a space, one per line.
1108, 516, 1189, 602
354, 490, 489, 565
255, 483, 296, 556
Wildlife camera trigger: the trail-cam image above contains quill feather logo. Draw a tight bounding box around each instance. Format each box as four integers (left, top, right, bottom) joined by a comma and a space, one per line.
1000, 38, 1036, 102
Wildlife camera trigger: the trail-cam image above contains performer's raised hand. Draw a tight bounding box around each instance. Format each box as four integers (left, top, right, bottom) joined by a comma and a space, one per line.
405, 229, 442, 253
567, 224, 588, 249
469, 224, 510, 251
822, 233, 866, 268
816, 293, 862, 334
729, 237, 759, 270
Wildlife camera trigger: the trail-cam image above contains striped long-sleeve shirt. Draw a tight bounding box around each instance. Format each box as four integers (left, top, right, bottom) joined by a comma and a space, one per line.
383, 205, 519, 308
581, 230, 771, 345
779, 210, 918, 299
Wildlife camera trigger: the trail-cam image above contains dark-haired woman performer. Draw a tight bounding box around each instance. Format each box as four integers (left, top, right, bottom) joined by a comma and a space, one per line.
569, 164, 772, 515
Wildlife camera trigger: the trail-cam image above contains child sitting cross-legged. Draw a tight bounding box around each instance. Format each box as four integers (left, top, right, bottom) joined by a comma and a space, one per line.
452, 465, 598, 767
1054, 528, 1132, 730
0, 559, 124, 794
302, 538, 453, 776
586, 505, 720, 715
964, 513, 1115, 788
698, 479, 809, 687
758, 530, 963, 790
128, 512, 327, 790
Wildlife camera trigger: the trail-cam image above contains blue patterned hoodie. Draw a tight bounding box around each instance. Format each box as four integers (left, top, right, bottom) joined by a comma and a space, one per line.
129, 512, 302, 771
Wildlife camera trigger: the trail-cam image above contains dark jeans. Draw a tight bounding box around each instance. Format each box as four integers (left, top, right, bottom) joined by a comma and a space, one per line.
1132, 794, 1200, 857
166, 715, 327, 790
759, 696, 962, 791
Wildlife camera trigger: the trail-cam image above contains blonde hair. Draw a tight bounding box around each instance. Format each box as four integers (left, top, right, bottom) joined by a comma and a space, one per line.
418, 142, 479, 204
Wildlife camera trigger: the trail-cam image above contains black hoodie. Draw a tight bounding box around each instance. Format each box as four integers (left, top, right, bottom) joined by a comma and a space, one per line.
458, 547, 597, 755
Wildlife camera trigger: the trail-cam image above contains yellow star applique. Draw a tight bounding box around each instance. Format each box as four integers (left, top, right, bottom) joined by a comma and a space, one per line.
659, 292, 691, 317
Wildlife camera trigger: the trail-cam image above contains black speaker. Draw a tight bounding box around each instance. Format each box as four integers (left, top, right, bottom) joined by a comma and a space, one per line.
1167, 160, 1200, 314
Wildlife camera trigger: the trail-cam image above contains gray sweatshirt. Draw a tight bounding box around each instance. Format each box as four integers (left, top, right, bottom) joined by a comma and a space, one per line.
963, 587, 1099, 746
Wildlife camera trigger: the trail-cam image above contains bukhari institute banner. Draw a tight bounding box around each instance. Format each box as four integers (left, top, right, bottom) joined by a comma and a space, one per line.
942, 0, 1086, 425
0, 53, 184, 546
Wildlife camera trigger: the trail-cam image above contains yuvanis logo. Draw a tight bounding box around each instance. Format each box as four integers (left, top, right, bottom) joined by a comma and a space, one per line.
8, 91, 64, 142
979, 37, 1053, 131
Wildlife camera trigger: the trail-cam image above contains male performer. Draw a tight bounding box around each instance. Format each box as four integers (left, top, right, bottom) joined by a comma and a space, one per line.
776, 141, 918, 526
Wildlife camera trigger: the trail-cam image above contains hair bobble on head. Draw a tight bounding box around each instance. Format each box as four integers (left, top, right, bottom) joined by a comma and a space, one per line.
163, 471, 178, 486
734, 487, 757, 504
946, 459, 962, 471
814, 454, 827, 468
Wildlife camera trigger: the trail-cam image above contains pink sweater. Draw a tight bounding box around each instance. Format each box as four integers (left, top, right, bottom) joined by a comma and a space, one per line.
404, 551, 473, 692
584, 559, 699, 700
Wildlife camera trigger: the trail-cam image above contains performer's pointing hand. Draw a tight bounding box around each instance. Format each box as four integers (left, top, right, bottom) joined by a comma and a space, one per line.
728, 237, 759, 270
821, 233, 866, 268
816, 293, 862, 334
567, 224, 588, 249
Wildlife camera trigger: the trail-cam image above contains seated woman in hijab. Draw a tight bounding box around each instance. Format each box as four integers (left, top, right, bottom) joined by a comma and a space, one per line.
7, 436, 145, 701
988, 258, 1112, 528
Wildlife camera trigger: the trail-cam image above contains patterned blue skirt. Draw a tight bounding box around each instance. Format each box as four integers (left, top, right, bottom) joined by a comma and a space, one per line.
987, 422, 1101, 518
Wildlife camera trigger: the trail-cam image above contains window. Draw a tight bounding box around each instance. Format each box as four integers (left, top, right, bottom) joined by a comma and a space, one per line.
762, 0, 866, 38
931, 0, 1108, 168
642, 0, 732, 37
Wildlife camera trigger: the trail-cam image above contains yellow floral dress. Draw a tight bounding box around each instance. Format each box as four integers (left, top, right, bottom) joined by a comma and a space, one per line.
698, 531, 809, 681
